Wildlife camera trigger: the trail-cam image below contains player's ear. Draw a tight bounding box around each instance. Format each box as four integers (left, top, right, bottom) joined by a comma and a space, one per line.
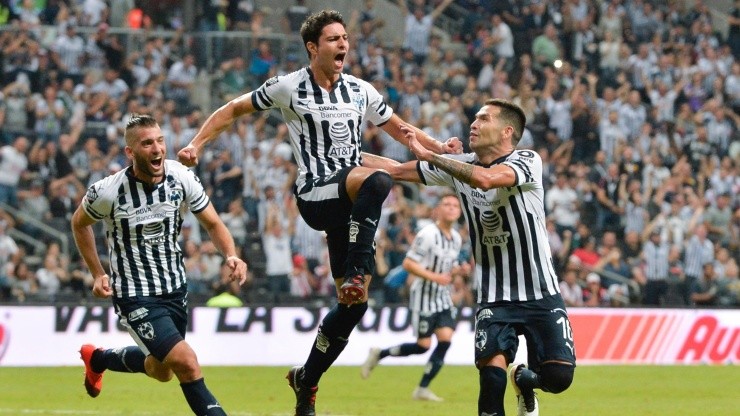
306, 41, 318, 57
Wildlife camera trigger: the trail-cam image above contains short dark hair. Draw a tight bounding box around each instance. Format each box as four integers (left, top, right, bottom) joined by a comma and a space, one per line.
300, 10, 345, 59
124, 114, 159, 145
485, 99, 526, 144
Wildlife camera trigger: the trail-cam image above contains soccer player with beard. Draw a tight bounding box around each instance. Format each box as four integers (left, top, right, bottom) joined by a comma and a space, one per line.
72, 114, 248, 415
363, 99, 576, 416
176, 10, 461, 416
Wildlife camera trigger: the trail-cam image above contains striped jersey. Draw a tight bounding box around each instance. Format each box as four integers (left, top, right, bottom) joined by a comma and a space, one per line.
251, 68, 393, 194
81, 160, 210, 298
406, 222, 462, 314
417, 149, 560, 304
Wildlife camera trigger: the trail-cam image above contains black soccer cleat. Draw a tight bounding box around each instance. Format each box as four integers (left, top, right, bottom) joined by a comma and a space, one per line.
286, 365, 318, 416
340, 274, 366, 304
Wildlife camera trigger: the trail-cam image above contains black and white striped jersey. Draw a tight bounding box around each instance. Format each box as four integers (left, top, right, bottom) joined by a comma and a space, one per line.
251, 68, 393, 193
81, 160, 210, 298
406, 222, 462, 314
417, 149, 560, 304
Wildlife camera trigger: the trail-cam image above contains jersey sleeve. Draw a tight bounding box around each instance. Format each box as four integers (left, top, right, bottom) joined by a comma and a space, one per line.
251, 73, 292, 111
359, 79, 393, 126
502, 149, 543, 188
405, 225, 435, 264
174, 162, 210, 213
81, 176, 115, 221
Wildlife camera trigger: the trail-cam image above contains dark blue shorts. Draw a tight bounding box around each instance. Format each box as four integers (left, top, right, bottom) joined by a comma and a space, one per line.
413, 308, 457, 338
113, 286, 188, 362
295, 167, 354, 278
473, 295, 576, 371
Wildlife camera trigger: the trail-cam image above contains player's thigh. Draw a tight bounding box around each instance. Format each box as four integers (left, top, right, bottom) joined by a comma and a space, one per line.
521, 298, 576, 370
295, 167, 354, 232
474, 308, 520, 367
429, 309, 456, 342
114, 289, 188, 362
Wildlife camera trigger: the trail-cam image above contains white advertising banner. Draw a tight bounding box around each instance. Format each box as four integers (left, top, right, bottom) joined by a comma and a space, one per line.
0, 306, 737, 366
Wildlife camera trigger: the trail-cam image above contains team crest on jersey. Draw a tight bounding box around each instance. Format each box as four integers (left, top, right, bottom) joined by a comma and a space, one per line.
352, 93, 365, 112
479, 210, 511, 246
169, 189, 183, 207
85, 185, 99, 204
137, 322, 155, 340
475, 329, 487, 351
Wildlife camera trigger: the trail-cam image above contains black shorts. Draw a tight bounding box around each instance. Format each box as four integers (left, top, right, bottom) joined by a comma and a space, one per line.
113, 286, 188, 362
413, 308, 457, 338
473, 295, 576, 371
295, 167, 355, 278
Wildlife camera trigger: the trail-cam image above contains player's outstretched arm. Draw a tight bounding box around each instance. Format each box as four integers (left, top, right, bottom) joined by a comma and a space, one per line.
380, 114, 462, 155
405, 126, 515, 190
178, 92, 257, 167
361, 152, 422, 184
195, 203, 249, 285
70, 206, 112, 298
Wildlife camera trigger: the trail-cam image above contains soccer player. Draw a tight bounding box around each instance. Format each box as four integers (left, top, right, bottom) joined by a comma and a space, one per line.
361, 193, 467, 402
176, 10, 460, 416
363, 99, 576, 416
71, 114, 248, 416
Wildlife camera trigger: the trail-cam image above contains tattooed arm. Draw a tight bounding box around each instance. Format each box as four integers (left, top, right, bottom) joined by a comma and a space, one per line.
402, 125, 516, 190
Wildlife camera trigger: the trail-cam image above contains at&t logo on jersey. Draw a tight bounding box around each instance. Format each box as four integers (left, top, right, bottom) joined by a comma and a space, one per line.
328, 122, 354, 157
480, 210, 510, 246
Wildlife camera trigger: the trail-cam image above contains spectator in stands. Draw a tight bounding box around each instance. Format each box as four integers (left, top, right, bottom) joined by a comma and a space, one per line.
396, 0, 454, 65
283, 0, 311, 35
51, 23, 85, 84
262, 203, 294, 303
8, 258, 36, 302
641, 228, 671, 306
165, 53, 197, 111
0, 135, 30, 208
0, 217, 19, 297
16, 179, 50, 238
704, 192, 734, 247
560, 268, 584, 307
289, 254, 314, 299
532, 23, 562, 70
248, 38, 277, 88
583, 272, 609, 307
219, 197, 249, 249
691, 262, 720, 307
35, 253, 67, 300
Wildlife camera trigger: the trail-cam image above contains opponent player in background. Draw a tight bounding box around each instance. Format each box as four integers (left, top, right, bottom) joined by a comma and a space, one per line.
363, 99, 576, 416
71, 114, 248, 416
176, 10, 461, 416
361, 193, 468, 402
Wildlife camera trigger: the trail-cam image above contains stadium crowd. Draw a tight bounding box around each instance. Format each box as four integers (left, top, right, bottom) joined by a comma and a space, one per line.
0, 0, 738, 308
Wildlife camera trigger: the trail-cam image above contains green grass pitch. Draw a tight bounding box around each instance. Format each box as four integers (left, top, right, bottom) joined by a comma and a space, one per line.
0, 365, 735, 415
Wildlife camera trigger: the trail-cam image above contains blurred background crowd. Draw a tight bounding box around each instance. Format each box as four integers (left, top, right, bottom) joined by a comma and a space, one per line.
0, 0, 738, 309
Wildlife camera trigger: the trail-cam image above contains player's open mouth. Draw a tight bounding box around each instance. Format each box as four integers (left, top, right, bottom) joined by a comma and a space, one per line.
335, 53, 346, 66
151, 158, 162, 168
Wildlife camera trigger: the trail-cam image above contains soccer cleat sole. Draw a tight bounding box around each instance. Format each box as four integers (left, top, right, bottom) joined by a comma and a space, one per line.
340, 283, 366, 303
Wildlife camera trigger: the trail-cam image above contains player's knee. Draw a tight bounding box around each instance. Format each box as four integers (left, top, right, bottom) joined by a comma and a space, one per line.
363, 171, 393, 197
152, 368, 174, 382
145, 357, 174, 382
539, 363, 574, 394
